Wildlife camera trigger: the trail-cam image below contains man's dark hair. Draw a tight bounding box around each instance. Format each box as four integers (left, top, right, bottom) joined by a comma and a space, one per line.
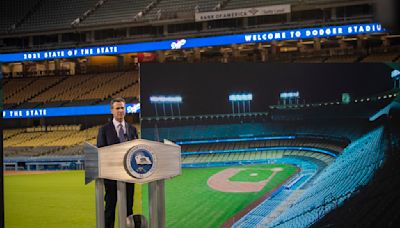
110, 97, 126, 108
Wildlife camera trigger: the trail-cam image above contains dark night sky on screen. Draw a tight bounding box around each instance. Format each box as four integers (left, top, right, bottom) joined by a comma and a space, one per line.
140, 63, 393, 117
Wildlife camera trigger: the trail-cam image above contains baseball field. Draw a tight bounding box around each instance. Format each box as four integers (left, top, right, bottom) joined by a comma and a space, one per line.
4, 164, 297, 228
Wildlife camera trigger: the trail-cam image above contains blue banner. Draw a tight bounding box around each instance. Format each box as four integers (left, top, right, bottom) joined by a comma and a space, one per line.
2, 103, 140, 119
0, 23, 383, 62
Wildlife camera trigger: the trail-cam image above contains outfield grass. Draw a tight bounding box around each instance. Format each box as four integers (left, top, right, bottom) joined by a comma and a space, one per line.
5, 164, 297, 228
4, 171, 95, 228
141, 164, 297, 228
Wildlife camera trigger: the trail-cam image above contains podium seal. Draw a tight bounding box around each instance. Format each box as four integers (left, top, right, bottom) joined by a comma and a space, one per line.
125, 145, 156, 179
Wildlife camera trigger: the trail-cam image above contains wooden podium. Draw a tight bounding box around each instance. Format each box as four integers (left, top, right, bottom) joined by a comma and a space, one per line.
84, 139, 181, 228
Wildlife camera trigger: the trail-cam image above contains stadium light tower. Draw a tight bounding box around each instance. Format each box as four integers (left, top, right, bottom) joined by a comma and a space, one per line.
392, 69, 400, 89
150, 95, 182, 117
229, 93, 253, 114
279, 91, 300, 106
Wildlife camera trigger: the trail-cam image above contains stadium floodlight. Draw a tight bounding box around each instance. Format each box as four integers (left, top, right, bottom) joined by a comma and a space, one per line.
279, 91, 300, 106
150, 95, 182, 117
229, 93, 253, 101
150, 96, 183, 103
392, 70, 400, 78
280, 91, 300, 99
229, 93, 253, 114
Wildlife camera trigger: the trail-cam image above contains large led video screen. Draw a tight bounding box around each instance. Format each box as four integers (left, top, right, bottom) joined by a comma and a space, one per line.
139, 63, 398, 227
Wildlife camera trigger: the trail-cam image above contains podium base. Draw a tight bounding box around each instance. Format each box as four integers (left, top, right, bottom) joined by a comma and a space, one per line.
149, 180, 165, 228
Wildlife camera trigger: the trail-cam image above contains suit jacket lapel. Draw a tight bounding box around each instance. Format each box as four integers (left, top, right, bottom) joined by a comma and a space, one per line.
126, 123, 133, 140
108, 122, 120, 143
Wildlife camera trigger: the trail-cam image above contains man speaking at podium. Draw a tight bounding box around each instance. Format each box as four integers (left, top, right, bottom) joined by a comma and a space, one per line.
97, 97, 138, 228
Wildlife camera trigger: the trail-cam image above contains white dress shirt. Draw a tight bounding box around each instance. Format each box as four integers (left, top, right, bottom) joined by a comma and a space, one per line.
112, 118, 126, 138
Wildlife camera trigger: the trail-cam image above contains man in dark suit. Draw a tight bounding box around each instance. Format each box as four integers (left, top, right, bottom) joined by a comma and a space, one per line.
97, 97, 138, 228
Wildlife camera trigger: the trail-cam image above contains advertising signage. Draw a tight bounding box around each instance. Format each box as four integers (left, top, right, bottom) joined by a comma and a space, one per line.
0, 23, 384, 63
195, 4, 291, 22
2, 103, 140, 119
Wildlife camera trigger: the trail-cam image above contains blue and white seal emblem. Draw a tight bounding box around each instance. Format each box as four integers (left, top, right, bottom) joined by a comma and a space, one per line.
125, 145, 156, 179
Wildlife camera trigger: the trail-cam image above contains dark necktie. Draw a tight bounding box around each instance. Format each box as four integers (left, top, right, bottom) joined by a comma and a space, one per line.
118, 123, 126, 142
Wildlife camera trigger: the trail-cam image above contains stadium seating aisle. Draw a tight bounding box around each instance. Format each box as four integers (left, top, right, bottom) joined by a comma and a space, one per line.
3, 77, 37, 104
81, 0, 153, 25
311, 121, 400, 227
3, 128, 26, 140
16, 0, 98, 32
28, 75, 91, 103
145, 0, 198, 20
233, 190, 293, 228
3, 71, 139, 107
232, 157, 319, 227
6, 76, 63, 106
4, 132, 46, 148
0, 0, 39, 33
263, 127, 384, 228
78, 72, 139, 101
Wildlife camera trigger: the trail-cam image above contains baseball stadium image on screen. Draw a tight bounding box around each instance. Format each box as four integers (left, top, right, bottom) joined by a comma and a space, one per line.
140, 63, 400, 227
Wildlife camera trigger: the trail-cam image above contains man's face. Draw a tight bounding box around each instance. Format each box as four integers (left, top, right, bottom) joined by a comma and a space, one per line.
111, 101, 126, 122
